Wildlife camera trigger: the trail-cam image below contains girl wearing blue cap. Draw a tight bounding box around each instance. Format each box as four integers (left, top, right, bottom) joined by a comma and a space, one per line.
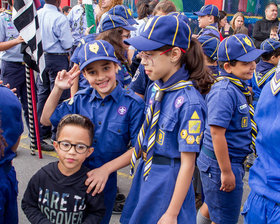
40, 39, 145, 224
70, 14, 136, 94
120, 15, 213, 224
197, 34, 265, 224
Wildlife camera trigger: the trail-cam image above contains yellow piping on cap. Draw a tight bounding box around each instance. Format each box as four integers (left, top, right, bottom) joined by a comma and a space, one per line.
172, 17, 179, 46
234, 35, 247, 56
148, 16, 161, 39
97, 40, 109, 56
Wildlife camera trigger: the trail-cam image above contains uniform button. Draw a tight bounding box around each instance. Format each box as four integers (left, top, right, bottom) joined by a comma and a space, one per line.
101, 103, 104, 106
98, 121, 102, 125
187, 86, 191, 90
117, 129, 121, 133
94, 139, 97, 143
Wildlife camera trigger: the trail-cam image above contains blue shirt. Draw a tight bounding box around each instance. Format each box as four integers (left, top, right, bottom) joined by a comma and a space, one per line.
0, 85, 23, 166
142, 67, 206, 159
252, 59, 275, 100
203, 71, 252, 159
50, 84, 145, 168
198, 23, 220, 40
67, 4, 87, 46
249, 76, 280, 203
0, 10, 23, 62
38, 4, 73, 53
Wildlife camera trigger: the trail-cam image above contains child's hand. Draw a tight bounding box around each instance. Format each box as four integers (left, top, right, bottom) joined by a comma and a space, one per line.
55, 65, 80, 90
220, 170, 236, 192
157, 213, 177, 224
0, 80, 17, 95
85, 166, 110, 196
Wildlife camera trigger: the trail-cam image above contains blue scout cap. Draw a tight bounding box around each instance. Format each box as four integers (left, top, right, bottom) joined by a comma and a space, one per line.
218, 34, 266, 62
167, 12, 189, 24
198, 35, 220, 60
194, 4, 220, 17
108, 5, 138, 25
99, 14, 137, 32
78, 40, 120, 70
260, 38, 280, 53
124, 15, 192, 51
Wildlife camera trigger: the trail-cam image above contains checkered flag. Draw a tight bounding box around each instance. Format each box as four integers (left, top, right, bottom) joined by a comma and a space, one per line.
12, 0, 45, 79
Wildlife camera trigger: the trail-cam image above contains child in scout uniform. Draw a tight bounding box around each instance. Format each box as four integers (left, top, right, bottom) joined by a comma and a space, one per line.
40, 40, 145, 224
193, 4, 221, 40
22, 114, 106, 223
198, 35, 220, 77
70, 14, 137, 95
0, 85, 24, 224
252, 38, 280, 107
242, 59, 280, 223
120, 15, 213, 224
196, 34, 265, 224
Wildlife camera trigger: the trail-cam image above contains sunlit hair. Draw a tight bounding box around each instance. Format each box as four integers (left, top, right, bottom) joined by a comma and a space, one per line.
96, 27, 127, 64
230, 12, 245, 31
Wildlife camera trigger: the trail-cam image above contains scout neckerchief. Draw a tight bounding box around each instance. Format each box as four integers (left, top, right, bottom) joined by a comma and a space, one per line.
217, 72, 257, 153
254, 61, 276, 88
130, 71, 193, 181
270, 69, 280, 95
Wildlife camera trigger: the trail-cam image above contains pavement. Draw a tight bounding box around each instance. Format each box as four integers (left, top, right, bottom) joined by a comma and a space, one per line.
15, 125, 249, 224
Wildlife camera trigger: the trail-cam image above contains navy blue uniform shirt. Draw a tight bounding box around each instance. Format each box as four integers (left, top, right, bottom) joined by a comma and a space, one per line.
143, 67, 206, 158
50, 84, 145, 168
203, 71, 252, 159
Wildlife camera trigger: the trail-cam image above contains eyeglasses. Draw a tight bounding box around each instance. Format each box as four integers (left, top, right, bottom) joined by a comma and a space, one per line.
122, 34, 131, 39
57, 141, 90, 154
139, 48, 186, 65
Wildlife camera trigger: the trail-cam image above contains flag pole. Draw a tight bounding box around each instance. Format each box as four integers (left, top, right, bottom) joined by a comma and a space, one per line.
25, 65, 43, 158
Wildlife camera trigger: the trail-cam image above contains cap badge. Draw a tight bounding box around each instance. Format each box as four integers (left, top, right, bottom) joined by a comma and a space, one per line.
243, 36, 252, 47
127, 8, 132, 16
89, 42, 99, 54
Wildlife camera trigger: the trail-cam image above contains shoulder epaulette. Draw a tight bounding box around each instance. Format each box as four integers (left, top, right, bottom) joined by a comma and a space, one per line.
124, 89, 144, 104
257, 67, 276, 87
270, 72, 280, 95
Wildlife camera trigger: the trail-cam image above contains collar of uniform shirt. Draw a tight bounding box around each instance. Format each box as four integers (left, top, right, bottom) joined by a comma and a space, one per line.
89, 82, 122, 103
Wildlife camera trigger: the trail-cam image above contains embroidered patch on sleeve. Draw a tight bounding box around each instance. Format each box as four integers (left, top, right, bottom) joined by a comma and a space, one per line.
180, 129, 188, 139
188, 120, 201, 134
186, 135, 195, 144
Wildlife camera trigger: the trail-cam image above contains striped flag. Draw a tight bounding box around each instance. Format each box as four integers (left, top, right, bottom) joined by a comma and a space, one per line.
12, 0, 45, 78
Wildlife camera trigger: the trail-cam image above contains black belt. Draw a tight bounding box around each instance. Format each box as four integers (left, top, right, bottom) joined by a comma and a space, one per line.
44, 52, 68, 56
201, 146, 246, 164
142, 152, 180, 165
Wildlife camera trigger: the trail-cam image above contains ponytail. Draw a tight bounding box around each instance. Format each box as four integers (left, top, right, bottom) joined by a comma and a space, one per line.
180, 38, 214, 94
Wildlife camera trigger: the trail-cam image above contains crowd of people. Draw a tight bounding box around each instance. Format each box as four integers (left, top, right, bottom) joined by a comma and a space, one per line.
0, 0, 280, 223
